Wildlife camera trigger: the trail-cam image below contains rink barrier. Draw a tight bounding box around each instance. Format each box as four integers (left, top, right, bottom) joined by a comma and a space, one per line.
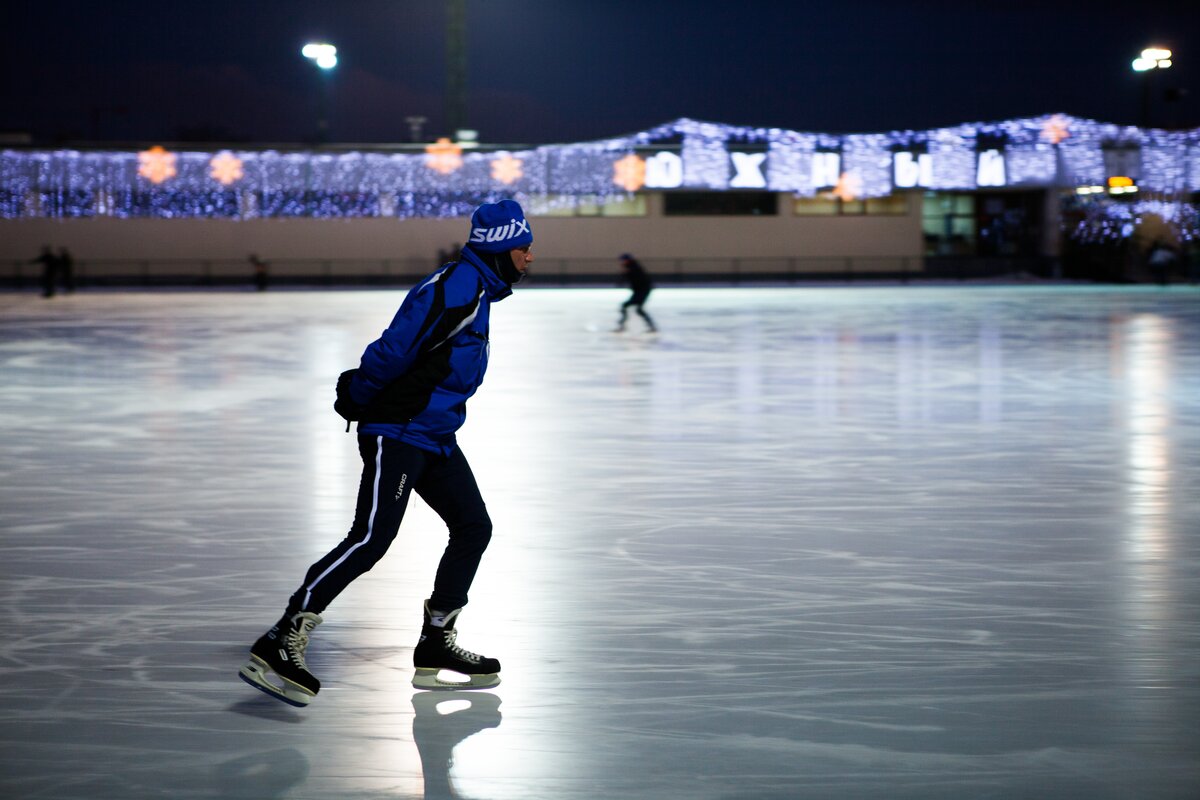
1, 255, 1060, 289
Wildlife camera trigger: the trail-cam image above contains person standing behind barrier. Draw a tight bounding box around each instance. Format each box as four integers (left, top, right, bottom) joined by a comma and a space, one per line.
614, 253, 657, 333
249, 253, 269, 291
58, 248, 75, 293
31, 246, 57, 298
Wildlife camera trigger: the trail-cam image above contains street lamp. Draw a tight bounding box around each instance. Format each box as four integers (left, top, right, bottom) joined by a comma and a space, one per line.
302, 43, 338, 70
1132, 47, 1172, 72
302, 43, 337, 142
1132, 46, 1172, 128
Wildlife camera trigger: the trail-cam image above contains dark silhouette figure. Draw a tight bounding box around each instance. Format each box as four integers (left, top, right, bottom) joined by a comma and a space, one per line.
1148, 240, 1176, 286
615, 253, 656, 332
249, 254, 269, 291
32, 246, 57, 298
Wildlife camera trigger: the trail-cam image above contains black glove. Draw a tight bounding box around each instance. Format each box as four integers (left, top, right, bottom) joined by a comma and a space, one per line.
334, 368, 366, 422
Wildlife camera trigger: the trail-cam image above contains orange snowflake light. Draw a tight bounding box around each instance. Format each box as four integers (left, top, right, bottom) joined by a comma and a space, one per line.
612, 153, 645, 192
425, 138, 463, 175
209, 151, 244, 185
137, 146, 177, 185
1041, 115, 1071, 145
829, 171, 862, 202
491, 153, 524, 185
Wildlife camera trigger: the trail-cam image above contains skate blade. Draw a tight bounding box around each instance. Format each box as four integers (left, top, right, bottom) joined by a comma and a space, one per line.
412, 667, 500, 691
238, 660, 314, 707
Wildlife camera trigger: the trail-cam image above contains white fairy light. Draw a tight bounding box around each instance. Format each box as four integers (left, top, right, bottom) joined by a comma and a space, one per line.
1, 115, 1197, 219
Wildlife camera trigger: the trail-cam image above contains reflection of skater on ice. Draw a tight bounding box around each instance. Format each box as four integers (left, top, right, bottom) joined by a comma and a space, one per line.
614, 253, 656, 333
238, 200, 536, 706
413, 691, 502, 799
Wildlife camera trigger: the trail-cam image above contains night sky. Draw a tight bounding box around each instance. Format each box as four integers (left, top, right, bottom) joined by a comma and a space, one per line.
3, 1, 1195, 146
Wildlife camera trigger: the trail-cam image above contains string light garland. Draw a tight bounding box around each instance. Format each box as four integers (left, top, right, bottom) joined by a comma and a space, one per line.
1067, 195, 1199, 245
1, 114, 1197, 220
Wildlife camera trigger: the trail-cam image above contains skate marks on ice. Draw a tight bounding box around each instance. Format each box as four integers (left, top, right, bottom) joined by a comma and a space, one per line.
476, 286, 1200, 799
1, 287, 1199, 799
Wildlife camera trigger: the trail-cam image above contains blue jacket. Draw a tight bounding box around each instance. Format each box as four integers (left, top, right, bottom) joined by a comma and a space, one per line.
348, 248, 512, 455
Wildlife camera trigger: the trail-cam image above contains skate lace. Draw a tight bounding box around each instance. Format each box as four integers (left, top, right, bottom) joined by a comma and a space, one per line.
445, 629, 482, 663
286, 624, 314, 669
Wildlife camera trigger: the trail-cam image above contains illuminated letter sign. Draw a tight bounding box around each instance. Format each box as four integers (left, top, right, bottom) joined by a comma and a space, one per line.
645, 152, 683, 189
893, 152, 932, 188
729, 152, 767, 188
976, 149, 1006, 187
812, 152, 841, 188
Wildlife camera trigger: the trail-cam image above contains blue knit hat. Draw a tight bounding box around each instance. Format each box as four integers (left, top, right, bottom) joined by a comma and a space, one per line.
467, 199, 533, 253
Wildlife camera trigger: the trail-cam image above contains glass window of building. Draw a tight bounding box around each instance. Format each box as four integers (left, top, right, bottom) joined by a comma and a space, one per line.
793, 194, 908, 216
792, 196, 840, 215
588, 194, 647, 217
663, 191, 778, 216
865, 193, 910, 215
922, 192, 976, 255
525, 193, 647, 217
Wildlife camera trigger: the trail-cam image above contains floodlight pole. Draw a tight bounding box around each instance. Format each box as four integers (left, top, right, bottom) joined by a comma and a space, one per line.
1132, 47, 1173, 129
302, 43, 338, 143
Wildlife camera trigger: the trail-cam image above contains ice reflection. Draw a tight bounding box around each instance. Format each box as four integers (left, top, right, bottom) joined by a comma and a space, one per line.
978, 319, 1003, 423
3, 287, 1199, 799
449, 290, 600, 791
413, 692, 502, 800
1118, 312, 1174, 700
1121, 314, 1173, 563
306, 324, 360, 546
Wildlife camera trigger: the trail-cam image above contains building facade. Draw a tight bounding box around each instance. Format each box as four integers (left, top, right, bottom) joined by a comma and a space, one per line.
2, 114, 1197, 284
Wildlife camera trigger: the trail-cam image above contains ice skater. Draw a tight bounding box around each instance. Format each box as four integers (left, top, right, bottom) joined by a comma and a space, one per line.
239, 199, 535, 705
614, 253, 656, 333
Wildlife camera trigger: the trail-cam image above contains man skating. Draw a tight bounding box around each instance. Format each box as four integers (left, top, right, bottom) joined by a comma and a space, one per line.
614, 253, 657, 333
239, 199, 534, 705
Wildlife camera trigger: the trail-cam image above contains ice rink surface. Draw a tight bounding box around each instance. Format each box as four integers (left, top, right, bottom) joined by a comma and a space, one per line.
1, 284, 1198, 800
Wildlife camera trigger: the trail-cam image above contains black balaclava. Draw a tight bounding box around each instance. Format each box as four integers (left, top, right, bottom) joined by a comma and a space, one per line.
464, 244, 525, 287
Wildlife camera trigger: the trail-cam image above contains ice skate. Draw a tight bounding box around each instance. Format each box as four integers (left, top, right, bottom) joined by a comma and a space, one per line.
412, 601, 501, 690
238, 611, 323, 707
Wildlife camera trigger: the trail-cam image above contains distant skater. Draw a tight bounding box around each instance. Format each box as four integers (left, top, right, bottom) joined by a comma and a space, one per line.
614, 253, 656, 333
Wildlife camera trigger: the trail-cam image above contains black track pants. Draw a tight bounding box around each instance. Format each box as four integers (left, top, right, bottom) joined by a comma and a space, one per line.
288, 435, 493, 616
618, 290, 655, 329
